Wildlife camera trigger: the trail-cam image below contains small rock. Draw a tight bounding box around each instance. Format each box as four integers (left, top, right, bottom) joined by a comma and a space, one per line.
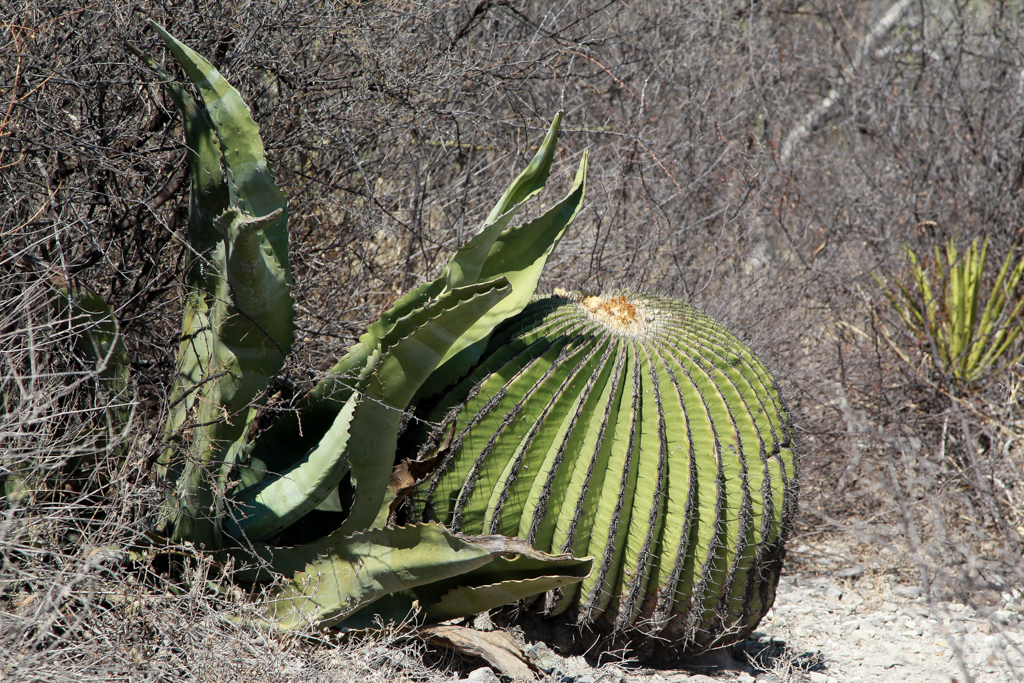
809, 582, 843, 600
834, 564, 865, 579
754, 675, 781, 683
472, 611, 495, 631
808, 672, 837, 683
841, 590, 864, 606
850, 629, 874, 642
893, 585, 922, 599
983, 634, 1005, 649
525, 642, 560, 673
992, 610, 1015, 624
466, 667, 500, 683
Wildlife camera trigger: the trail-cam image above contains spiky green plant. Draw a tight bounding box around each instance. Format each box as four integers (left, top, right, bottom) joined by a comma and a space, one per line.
414, 290, 797, 653
874, 237, 1024, 385
40, 22, 595, 631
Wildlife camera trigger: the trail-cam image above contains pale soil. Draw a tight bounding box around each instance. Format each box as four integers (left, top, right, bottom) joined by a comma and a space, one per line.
748, 531, 1024, 683
426, 526, 1024, 683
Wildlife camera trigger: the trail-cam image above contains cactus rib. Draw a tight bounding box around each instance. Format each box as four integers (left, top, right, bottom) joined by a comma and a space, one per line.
415, 291, 796, 652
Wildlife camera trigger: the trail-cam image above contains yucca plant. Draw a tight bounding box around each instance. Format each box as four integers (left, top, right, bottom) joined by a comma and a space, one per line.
875, 237, 1024, 385
10, 22, 595, 632
412, 290, 797, 653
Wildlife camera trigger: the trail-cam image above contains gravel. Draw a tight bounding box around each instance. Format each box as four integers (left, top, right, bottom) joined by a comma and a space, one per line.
747, 533, 1024, 683
448, 528, 1024, 683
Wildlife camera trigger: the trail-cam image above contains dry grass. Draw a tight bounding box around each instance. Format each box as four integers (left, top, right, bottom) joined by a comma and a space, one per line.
3, 1, 1024, 681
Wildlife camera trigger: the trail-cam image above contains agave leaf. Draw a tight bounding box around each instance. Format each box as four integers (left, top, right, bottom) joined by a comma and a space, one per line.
339, 546, 593, 632
127, 46, 226, 254
351, 113, 564, 341
263, 523, 495, 630
444, 112, 563, 291
422, 150, 589, 396
419, 552, 593, 623
228, 279, 512, 542
224, 389, 362, 542
139, 24, 293, 547
65, 287, 133, 468
146, 21, 293, 408
339, 279, 514, 537
60, 288, 130, 397
147, 20, 290, 279
301, 112, 567, 350
129, 49, 227, 444
243, 115, 577, 484
237, 341, 376, 491
236, 276, 492, 493
426, 574, 585, 625
261, 523, 590, 632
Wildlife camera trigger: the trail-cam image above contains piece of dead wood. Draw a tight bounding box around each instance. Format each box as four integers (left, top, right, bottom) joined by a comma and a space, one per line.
425, 624, 536, 681
779, 0, 913, 165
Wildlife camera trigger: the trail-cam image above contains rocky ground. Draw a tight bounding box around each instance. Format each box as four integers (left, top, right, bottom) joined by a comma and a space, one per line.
743, 534, 1024, 683
427, 528, 1024, 683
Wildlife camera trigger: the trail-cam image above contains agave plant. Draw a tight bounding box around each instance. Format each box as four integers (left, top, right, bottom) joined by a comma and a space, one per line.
111, 22, 594, 630
875, 237, 1024, 385
413, 289, 797, 653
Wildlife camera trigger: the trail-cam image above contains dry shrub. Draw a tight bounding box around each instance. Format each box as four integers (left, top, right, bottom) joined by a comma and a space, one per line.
3, 1, 1023, 680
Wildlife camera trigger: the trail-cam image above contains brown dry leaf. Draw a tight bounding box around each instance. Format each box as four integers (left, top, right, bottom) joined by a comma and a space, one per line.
425, 624, 535, 681
387, 453, 444, 521
452, 533, 580, 562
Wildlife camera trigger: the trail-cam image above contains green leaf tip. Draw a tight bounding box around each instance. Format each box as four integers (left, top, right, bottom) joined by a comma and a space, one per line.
146, 19, 291, 284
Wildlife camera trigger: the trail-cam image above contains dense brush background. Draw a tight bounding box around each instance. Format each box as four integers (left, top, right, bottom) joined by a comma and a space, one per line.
2, 1, 1023, 680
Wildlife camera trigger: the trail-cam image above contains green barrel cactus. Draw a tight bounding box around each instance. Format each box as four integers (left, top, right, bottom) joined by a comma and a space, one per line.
415, 290, 797, 652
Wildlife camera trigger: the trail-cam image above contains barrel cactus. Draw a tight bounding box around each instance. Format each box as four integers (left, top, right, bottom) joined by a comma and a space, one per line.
414, 289, 797, 653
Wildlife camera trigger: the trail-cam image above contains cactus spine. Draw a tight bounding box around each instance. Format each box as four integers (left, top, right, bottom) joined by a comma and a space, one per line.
417, 290, 797, 652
